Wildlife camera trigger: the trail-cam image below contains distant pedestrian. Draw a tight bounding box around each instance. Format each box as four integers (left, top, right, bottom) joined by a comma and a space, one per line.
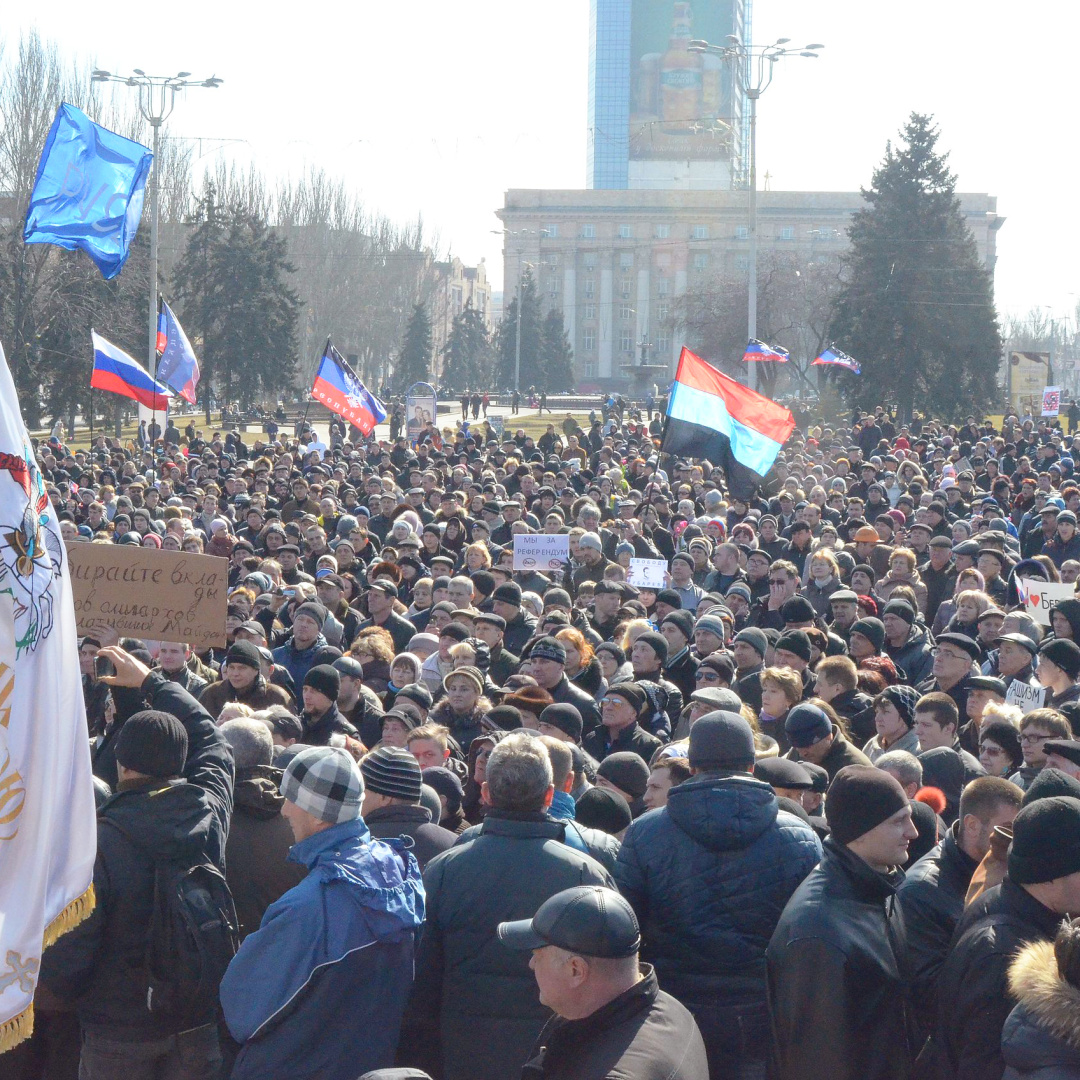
471, 392, 481, 419
481, 392, 490, 417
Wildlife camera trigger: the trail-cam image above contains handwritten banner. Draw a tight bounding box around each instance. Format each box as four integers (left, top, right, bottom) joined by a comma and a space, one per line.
626, 558, 668, 589
66, 542, 229, 648
1017, 577, 1077, 626
513, 533, 570, 571
1006, 679, 1048, 715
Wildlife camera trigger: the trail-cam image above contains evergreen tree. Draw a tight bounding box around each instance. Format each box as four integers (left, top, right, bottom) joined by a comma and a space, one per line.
441, 300, 491, 390
539, 308, 575, 391
828, 113, 1001, 421
494, 268, 542, 389
396, 302, 433, 389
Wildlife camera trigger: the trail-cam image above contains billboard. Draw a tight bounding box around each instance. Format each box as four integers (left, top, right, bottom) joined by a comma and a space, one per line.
406, 382, 437, 445
629, 0, 739, 164
1009, 351, 1050, 410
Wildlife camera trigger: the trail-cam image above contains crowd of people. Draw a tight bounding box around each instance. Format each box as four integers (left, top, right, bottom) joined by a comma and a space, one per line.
14, 401, 1080, 1080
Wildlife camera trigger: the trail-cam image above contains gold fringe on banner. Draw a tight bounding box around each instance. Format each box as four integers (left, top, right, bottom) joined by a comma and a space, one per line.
0, 1002, 33, 1055
42, 883, 95, 950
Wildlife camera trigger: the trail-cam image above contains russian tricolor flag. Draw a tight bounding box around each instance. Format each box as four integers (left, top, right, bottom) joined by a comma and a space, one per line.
312, 342, 386, 437
743, 338, 789, 363
90, 331, 172, 411
662, 347, 794, 499
812, 345, 861, 374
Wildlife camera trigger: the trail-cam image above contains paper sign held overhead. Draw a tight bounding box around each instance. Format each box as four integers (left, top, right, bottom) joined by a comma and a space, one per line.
1017, 577, 1076, 626
512, 533, 569, 571
627, 558, 668, 589
1042, 386, 1062, 417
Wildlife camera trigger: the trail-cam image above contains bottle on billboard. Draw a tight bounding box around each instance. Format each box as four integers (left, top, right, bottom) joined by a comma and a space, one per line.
660, 2, 702, 124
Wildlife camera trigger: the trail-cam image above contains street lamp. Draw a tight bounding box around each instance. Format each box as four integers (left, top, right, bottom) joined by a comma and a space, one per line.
687, 38, 823, 391
493, 227, 540, 395
91, 70, 223, 381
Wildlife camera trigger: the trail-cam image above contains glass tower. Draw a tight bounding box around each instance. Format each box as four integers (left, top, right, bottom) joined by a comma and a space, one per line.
587, 0, 631, 189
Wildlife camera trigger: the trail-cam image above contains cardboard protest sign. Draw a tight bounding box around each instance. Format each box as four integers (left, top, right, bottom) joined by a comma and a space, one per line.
627, 558, 668, 589
1017, 577, 1076, 626
513, 533, 570, 571
66, 542, 229, 648
1006, 679, 1048, 715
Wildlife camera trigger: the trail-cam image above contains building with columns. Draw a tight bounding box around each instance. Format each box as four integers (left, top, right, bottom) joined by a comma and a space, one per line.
496, 187, 1003, 389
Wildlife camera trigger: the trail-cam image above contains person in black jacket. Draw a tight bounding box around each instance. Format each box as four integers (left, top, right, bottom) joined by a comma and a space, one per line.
767, 765, 919, 1080
933, 796, 1080, 1080
40, 645, 234, 1079
582, 683, 662, 765
299, 664, 360, 745
498, 886, 709, 1080
660, 610, 700, 701
896, 776, 1022, 1044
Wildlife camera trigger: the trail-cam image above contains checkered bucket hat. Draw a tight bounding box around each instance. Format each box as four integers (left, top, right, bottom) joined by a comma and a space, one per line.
281, 746, 364, 824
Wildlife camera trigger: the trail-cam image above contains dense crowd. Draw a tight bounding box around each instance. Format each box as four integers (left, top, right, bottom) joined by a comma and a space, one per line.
15, 402, 1080, 1080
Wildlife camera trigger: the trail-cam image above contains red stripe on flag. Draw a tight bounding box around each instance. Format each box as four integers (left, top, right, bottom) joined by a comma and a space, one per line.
674, 348, 795, 445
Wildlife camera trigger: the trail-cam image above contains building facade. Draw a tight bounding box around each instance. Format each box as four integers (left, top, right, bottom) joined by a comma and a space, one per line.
497, 187, 1003, 388
429, 256, 494, 378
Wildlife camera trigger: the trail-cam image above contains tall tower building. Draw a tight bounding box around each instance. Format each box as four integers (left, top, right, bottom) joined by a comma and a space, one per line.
588, 0, 749, 191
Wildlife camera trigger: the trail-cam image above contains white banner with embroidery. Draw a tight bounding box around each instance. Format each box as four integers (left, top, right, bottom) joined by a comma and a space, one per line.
0, 341, 97, 1052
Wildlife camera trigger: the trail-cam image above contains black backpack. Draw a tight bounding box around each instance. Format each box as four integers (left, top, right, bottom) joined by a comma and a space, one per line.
105, 819, 240, 1026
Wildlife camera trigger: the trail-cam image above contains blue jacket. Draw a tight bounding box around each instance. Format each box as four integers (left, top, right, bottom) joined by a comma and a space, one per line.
220, 816, 425, 1080
615, 774, 820, 1022
271, 633, 327, 691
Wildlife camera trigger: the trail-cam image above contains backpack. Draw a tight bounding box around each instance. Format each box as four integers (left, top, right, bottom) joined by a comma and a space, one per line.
104, 819, 240, 1026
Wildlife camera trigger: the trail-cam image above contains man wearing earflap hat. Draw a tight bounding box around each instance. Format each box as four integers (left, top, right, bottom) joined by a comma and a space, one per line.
767, 765, 919, 1080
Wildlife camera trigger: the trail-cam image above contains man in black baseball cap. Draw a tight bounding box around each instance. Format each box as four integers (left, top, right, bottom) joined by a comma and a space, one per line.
498, 886, 707, 1079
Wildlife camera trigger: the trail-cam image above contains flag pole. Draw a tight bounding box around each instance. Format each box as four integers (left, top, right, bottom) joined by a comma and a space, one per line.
89, 385, 94, 444
150, 293, 162, 456
298, 336, 331, 445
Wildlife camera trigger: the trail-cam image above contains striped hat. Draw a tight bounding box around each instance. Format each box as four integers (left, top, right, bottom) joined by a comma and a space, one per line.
360, 746, 423, 804
281, 746, 364, 824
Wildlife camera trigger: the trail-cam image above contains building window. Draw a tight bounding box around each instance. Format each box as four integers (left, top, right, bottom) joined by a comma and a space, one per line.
779, 226, 795, 240
581, 223, 596, 239
618, 224, 633, 239
619, 330, 634, 352
692, 225, 709, 240
658, 330, 672, 353
583, 303, 596, 320
656, 251, 671, 268
735, 225, 749, 240
584, 360, 597, 377
657, 302, 669, 322
620, 280, 632, 300
582, 252, 597, 268
655, 224, 671, 239
619, 255, 634, 273
693, 253, 709, 271
582, 329, 596, 351
619, 303, 634, 320
657, 276, 669, 295
543, 224, 558, 239
584, 278, 595, 298
736, 255, 749, 271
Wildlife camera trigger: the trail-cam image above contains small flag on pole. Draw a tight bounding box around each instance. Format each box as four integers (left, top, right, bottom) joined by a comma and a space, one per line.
742, 338, 790, 363
155, 300, 201, 404
662, 347, 795, 499
812, 346, 861, 374
90, 332, 172, 412
311, 342, 386, 436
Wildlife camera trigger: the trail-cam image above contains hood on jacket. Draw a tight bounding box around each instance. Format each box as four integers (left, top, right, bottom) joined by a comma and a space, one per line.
234, 765, 286, 820
1003, 939, 1080, 1073
664, 773, 779, 853
1053, 599, 1080, 642
101, 778, 218, 864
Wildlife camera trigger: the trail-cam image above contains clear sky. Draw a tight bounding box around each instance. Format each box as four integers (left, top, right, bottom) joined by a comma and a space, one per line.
13, 0, 1076, 322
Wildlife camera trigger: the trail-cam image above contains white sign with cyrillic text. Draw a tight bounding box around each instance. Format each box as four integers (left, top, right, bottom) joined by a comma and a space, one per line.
513, 533, 570, 571
1017, 577, 1076, 626
1006, 679, 1048, 715
626, 558, 668, 589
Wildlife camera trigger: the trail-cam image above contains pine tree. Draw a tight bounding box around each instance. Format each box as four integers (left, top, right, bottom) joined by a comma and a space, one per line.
396, 302, 433, 389
539, 308, 575, 391
494, 268, 542, 389
828, 113, 1001, 422
441, 300, 491, 390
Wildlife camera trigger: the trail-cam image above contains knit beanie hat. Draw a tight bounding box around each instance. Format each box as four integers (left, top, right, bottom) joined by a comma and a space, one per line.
775, 630, 812, 664
360, 746, 423, 804
493, 581, 522, 606
1009, 797, 1080, 884
539, 703, 583, 740
575, 786, 632, 836
303, 664, 341, 702
596, 752, 650, 799
853, 563, 877, 585
1040, 638, 1080, 681
661, 610, 695, 644
281, 745, 364, 824
850, 618, 886, 653
880, 684, 921, 728
826, 765, 909, 845
224, 640, 262, 670
636, 631, 668, 665
780, 596, 816, 625
294, 601, 328, 627
883, 599, 916, 625
694, 614, 727, 641
530, 636, 567, 664
444, 665, 485, 696
1023, 767, 1080, 806
486, 705, 523, 731
734, 627, 768, 659
395, 682, 433, 710
688, 711, 756, 771
605, 683, 647, 717
113, 710, 188, 778
422, 766, 464, 816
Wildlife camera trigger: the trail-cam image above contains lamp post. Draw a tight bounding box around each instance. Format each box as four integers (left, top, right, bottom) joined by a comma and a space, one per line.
90, 70, 223, 382
493, 228, 538, 394
688, 37, 823, 391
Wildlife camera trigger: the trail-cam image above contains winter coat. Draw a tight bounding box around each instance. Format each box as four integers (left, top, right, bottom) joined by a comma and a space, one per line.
404, 809, 613, 1080
886, 623, 935, 685
787, 727, 872, 779
804, 575, 843, 619
663, 648, 700, 702
895, 822, 978, 1042
429, 696, 494, 754
503, 609, 539, 656
1002, 939, 1080, 1080
300, 702, 360, 746
547, 674, 603, 736
271, 633, 328, 690
198, 673, 292, 719
519, 965, 709, 1080
862, 724, 921, 763
221, 817, 424, 1080
364, 802, 456, 870
878, 568, 930, 615
766, 838, 912, 1080
40, 674, 234, 1039
934, 879, 1063, 1080
1042, 533, 1080, 569
226, 766, 306, 940
569, 655, 605, 697
614, 775, 820, 1062
582, 720, 662, 766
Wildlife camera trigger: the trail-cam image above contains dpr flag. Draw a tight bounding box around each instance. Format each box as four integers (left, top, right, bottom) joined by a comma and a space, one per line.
155, 300, 201, 404
23, 104, 152, 280
742, 338, 790, 363
812, 346, 862, 375
0, 340, 96, 1051
312, 343, 387, 436
662, 347, 794, 500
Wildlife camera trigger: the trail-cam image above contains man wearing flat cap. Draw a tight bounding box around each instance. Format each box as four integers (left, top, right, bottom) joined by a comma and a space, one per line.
767, 765, 919, 1080
498, 886, 708, 1080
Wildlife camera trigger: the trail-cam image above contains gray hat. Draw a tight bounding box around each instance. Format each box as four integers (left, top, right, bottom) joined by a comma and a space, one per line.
360, 746, 423, 804
688, 711, 756, 771
498, 886, 640, 958
690, 687, 743, 712
578, 532, 603, 553
281, 746, 364, 824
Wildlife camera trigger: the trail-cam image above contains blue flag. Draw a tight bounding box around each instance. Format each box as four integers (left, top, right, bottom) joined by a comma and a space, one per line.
156, 300, 201, 403
23, 103, 152, 280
